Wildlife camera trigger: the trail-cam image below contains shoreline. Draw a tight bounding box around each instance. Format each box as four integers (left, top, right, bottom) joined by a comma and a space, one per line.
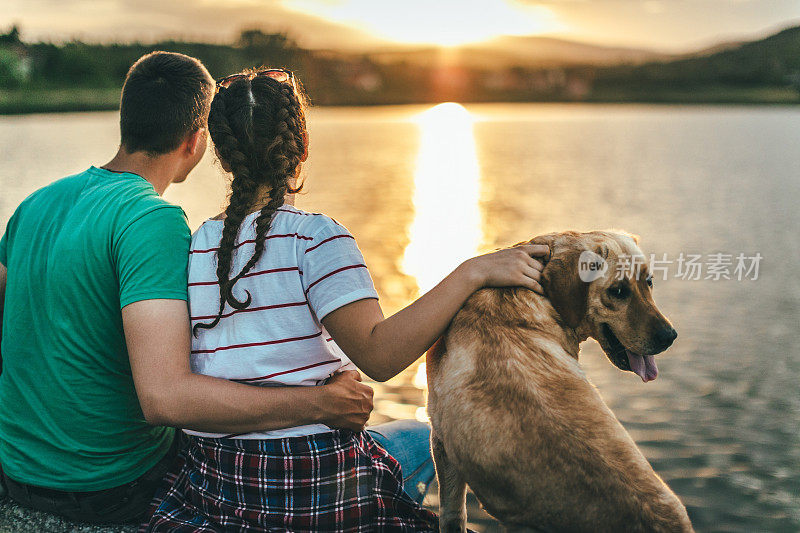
1, 87, 798, 116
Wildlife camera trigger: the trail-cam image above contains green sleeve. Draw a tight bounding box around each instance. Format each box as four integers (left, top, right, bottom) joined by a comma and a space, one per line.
0, 209, 17, 267
114, 206, 191, 309
0, 230, 7, 267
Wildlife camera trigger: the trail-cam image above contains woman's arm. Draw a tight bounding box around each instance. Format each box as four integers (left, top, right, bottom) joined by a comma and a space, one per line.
124, 299, 373, 433
322, 245, 549, 382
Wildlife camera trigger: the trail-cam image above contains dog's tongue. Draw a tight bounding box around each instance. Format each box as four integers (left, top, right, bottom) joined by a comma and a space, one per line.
626, 350, 658, 383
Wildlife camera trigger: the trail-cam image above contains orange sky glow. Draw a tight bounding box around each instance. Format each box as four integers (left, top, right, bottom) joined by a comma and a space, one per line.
3, 0, 800, 52
285, 0, 565, 46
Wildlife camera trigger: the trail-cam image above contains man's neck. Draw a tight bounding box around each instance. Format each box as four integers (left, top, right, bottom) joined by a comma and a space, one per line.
101, 148, 181, 196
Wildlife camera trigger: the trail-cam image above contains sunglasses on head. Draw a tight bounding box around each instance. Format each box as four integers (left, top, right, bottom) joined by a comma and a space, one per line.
216, 68, 296, 92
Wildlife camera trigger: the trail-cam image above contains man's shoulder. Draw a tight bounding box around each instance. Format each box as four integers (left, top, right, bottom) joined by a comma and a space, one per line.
18, 170, 92, 209
124, 194, 185, 221
12, 169, 187, 245
15, 167, 155, 216
87, 172, 187, 234
4, 171, 93, 240
119, 202, 189, 245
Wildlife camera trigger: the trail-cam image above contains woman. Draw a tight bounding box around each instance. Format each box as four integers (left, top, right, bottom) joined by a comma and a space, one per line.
143, 68, 548, 531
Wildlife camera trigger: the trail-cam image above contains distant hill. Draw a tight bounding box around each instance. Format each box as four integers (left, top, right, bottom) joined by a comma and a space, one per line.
2, 23, 799, 114
593, 24, 800, 98
364, 36, 672, 69
360, 24, 800, 104
364, 24, 800, 76
474, 35, 674, 67
688, 40, 747, 58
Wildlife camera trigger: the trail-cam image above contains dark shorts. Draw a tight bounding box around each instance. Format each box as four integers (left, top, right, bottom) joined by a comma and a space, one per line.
1, 432, 185, 524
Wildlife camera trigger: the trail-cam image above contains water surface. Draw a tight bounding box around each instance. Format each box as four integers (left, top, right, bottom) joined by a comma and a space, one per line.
1, 104, 799, 532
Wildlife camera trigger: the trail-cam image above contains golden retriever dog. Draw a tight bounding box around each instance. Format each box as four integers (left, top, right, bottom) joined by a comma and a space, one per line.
426, 231, 693, 533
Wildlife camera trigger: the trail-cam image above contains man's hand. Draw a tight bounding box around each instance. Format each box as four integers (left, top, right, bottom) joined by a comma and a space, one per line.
319, 370, 374, 431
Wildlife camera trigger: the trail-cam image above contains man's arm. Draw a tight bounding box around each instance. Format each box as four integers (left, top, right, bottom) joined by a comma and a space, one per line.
123, 299, 373, 433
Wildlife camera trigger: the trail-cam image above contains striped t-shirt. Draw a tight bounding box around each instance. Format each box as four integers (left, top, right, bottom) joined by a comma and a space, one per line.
184, 204, 379, 439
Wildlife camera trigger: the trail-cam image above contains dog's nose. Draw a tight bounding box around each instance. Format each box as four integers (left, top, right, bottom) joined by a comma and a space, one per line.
654, 326, 677, 349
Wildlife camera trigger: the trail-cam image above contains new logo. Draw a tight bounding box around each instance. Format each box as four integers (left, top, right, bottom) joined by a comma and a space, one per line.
578, 251, 608, 282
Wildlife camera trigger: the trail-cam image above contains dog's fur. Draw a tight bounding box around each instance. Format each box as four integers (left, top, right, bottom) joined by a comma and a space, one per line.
426, 231, 693, 533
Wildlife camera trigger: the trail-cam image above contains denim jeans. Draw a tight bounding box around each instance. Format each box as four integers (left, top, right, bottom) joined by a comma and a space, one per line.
367, 419, 436, 505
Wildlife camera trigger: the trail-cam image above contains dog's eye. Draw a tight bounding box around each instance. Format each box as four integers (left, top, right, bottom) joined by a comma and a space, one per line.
646, 276, 653, 288
607, 285, 630, 299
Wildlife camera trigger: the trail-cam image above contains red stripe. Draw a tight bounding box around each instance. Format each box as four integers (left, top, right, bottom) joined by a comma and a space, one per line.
188, 267, 301, 287
304, 234, 354, 254
191, 301, 308, 321
190, 233, 314, 254
191, 238, 257, 254
230, 359, 341, 383
276, 208, 341, 226
191, 331, 323, 355
277, 208, 319, 216
306, 264, 367, 293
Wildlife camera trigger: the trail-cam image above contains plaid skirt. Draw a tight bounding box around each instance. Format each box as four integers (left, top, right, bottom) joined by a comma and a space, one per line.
140, 430, 438, 532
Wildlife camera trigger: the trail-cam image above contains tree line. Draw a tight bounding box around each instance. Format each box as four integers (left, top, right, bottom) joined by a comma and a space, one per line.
1, 24, 798, 110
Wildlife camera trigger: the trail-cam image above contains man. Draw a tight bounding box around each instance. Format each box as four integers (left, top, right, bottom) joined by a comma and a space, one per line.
0, 52, 381, 523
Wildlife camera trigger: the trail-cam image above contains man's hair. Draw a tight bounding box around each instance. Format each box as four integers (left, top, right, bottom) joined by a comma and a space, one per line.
120, 51, 214, 155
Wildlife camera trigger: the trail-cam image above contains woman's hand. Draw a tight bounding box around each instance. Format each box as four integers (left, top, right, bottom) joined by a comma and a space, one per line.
318, 370, 374, 431
461, 244, 550, 294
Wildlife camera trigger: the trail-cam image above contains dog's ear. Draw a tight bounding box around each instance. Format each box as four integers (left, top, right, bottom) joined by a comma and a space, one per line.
526, 233, 558, 265
541, 247, 589, 328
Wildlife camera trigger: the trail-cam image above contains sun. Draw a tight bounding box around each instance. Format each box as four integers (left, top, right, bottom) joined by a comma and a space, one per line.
283, 0, 564, 47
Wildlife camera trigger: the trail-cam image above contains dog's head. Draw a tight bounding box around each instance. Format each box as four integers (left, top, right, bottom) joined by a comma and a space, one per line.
530, 231, 677, 382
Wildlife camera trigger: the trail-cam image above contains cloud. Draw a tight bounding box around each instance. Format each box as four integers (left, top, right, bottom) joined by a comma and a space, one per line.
643, 1, 665, 14
2, 0, 388, 49
513, 0, 800, 51
3, 0, 799, 51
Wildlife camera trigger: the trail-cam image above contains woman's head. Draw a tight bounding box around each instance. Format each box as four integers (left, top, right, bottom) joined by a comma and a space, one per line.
195, 68, 308, 334
209, 69, 308, 191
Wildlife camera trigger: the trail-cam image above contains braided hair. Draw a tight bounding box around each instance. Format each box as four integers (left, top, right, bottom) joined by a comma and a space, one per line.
194, 70, 307, 335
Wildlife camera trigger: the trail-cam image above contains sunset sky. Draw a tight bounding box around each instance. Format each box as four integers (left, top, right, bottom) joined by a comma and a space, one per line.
4, 0, 800, 52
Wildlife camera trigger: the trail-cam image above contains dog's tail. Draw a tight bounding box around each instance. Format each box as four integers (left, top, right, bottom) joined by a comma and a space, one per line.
425, 336, 446, 382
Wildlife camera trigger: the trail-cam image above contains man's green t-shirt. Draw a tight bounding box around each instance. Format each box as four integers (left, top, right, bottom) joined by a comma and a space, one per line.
0, 166, 190, 491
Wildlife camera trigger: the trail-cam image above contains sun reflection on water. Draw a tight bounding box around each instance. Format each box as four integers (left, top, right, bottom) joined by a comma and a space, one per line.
398, 103, 484, 416
414, 363, 429, 422
402, 103, 484, 296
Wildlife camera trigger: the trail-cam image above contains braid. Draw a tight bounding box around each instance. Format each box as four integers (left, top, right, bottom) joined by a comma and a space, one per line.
226, 182, 287, 297
266, 85, 306, 180
223, 83, 305, 297
193, 88, 259, 334
194, 72, 308, 335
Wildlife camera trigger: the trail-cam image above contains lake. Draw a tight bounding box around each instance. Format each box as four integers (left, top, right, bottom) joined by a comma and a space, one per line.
1, 103, 799, 532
